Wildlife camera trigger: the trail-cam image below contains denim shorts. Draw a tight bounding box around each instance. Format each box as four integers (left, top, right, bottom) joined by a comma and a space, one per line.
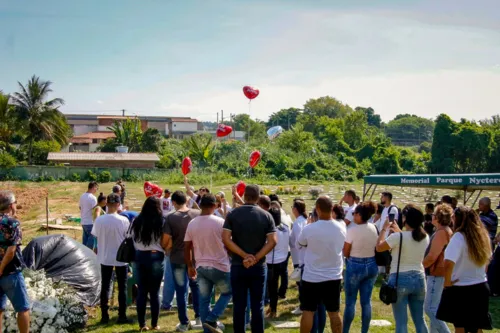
0, 272, 30, 312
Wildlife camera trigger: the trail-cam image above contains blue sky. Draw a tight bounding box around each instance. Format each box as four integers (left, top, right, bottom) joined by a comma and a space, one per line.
1, 0, 499, 122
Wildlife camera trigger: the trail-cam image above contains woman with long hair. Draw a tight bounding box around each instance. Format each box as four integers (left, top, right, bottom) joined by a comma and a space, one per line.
332, 204, 346, 226
436, 207, 493, 333
423, 204, 453, 333
376, 204, 429, 333
92, 192, 107, 221
132, 196, 165, 331
342, 202, 379, 333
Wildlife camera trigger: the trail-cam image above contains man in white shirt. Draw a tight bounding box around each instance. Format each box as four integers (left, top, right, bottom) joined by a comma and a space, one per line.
341, 190, 357, 229
376, 192, 399, 237
290, 198, 308, 315
161, 189, 173, 217
79, 181, 98, 249
298, 196, 346, 333
91, 193, 131, 324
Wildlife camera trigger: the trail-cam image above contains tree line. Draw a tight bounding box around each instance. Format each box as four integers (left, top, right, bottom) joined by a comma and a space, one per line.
1, 76, 498, 182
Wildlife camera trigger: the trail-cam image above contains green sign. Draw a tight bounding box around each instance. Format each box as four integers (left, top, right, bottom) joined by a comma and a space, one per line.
364, 174, 500, 189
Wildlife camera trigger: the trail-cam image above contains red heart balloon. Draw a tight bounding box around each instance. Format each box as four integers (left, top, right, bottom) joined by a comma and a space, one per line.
216, 123, 233, 138
243, 86, 260, 100
249, 150, 261, 168
144, 181, 163, 198
236, 181, 246, 197
182, 157, 192, 175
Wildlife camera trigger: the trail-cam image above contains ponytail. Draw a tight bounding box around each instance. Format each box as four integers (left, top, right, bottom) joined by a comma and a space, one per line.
402, 204, 427, 242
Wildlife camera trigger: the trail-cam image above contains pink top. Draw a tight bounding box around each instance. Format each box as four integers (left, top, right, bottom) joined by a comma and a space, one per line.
184, 214, 230, 272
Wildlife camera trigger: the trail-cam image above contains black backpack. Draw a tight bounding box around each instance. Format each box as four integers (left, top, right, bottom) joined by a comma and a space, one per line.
389, 205, 404, 229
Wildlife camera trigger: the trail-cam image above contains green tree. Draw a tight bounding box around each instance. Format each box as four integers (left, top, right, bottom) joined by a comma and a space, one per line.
299, 96, 353, 131
107, 118, 143, 152
385, 114, 434, 146
10, 76, 71, 164
18, 140, 61, 165
0, 91, 19, 145
430, 114, 455, 173
343, 110, 369, 150
141, 128, 164, 152
372, 147, 401, 174
451, 121, 492, 173
232, 114, 266, 144
182, 134, 215, 167
276, 123, 316, 153
355, 107, 381, 128
267, 108, 301, 129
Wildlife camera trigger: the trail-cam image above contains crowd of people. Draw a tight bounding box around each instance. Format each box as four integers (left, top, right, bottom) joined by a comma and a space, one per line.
0, 179, 499, 333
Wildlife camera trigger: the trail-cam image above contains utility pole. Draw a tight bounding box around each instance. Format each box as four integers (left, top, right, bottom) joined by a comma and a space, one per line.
217, 112, 219, 125
221, 110, 224, 123
121, 109, 126, 116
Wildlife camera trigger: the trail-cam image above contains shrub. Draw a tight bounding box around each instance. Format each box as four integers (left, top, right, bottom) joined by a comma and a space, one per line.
70, 173, 81, 182
309, 187, 323, 200
86, 170, 97, 181
98, 171, 113, 183
0, 152, 16, 169
46, 176, 55, 182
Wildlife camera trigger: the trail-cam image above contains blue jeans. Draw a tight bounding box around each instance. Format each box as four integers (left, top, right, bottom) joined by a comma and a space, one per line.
424, 276, 450, 333
231, 264, 267, 333
389, 271, 429, 333
135, 251, 165, 328
343, 257, 378, 333
171, 263, 200, 325
162, 255, 175, 309
0, 272, 30, 313
197, 266, 232, 333
82, 225, 95, 249
311, 303, 326, 333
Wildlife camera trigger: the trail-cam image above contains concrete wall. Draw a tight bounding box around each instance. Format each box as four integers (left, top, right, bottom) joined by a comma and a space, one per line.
172, 121, 197, 133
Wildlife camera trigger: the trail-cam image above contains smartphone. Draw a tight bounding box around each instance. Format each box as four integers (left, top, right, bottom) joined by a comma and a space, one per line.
389, 213, 395, 222
309, 213, 313, 219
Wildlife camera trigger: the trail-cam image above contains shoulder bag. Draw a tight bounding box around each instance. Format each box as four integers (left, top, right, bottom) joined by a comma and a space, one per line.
116, 221, 136, 263
379, 232, 402, 305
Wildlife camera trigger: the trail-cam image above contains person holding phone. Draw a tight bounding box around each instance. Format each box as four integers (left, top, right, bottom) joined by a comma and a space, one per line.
376, 192, 399, 238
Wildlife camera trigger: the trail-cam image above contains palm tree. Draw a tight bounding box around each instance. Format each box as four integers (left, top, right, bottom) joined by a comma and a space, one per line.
182, 134, 215, 167
0, 91, 18, 145
107, 118, 143, 152
10, 76, 71, 164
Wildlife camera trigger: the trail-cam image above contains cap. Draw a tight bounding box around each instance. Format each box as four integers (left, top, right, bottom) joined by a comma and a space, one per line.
107, 193, 121, 204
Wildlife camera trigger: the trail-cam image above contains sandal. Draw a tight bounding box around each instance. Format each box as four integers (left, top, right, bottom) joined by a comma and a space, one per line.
140, 327, 150, 332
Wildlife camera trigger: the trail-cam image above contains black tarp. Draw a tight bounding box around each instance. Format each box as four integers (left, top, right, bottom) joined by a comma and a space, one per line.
22, 234, 101, 306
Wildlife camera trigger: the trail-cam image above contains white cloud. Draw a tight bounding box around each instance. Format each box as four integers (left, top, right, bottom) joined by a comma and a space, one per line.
96, 100, 104, 104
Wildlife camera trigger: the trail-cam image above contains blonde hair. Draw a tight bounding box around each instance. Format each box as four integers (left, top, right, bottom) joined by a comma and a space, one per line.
434, 204, 453, 226
453, 207, 492, 266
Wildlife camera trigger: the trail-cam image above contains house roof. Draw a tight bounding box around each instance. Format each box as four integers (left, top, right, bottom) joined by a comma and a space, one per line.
71, 132, 116, 142
171, 118, 198, 122
48, 152, 160, 162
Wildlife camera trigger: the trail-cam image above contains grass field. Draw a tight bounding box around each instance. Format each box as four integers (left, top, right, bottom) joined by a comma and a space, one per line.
1, 180, 500, 332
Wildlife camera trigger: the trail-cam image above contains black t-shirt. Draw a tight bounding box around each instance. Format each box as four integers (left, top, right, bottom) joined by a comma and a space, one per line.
223, 204, 276, 265
163, 209, 200, 265
423, 214, 435, 236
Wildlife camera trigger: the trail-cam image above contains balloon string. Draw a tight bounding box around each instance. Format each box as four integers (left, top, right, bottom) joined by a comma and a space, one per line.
248, 100, 251, 144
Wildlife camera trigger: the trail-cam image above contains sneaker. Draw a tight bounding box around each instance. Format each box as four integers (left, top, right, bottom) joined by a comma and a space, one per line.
195, 317, 202, 327
291, 307, 302, 315
217, 322, 225, 330
176, 323, 191, 332
203, 322, 223, 333
245, 323, 251, 331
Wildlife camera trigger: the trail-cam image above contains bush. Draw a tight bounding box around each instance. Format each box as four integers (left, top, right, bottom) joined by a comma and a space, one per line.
70, 173, 81, 182
309, 187, 323, 200
0, 152, 16, 169
86, 170, 97, 181
98, 171, 113, 183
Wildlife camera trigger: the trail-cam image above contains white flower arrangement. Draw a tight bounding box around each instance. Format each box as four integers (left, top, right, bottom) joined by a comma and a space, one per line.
2, 270, 88, 333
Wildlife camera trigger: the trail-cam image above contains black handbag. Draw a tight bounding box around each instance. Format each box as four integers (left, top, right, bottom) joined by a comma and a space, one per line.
375, 227, 392, 266
116, 221, 135, 263
379, 232, 402, 305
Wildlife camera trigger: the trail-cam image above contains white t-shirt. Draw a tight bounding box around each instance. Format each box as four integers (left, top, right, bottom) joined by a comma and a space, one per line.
386, 231, 429, 273
80, 192, 97, 226
298, 219, 346, 282
445, 232, 487, 286
91, 213, 130, 267
346, 223, 378, 258
290, 216, 307, 266
214, 204, 232, 218
161, 197, 173, 217
266, 224, 290, 264
280, 209, 293, 230
344, 204, 357, 230
376, 205, 399, 239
